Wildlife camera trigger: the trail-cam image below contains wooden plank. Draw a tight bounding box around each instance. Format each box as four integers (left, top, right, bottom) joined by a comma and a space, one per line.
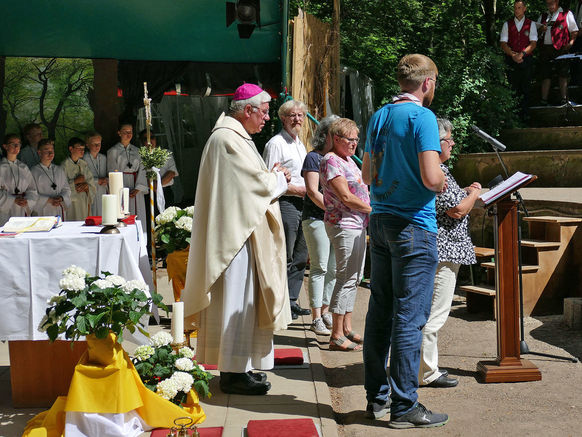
460, 285, 496, 297
481, 262, 539, 272
520, 239, 561, 249
474, 246, 495, 257
523, 216, 582, 224
9, 340, 87, 407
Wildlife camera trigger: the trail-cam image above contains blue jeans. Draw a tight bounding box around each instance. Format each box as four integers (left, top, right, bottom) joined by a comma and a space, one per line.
363, 213, 438, 417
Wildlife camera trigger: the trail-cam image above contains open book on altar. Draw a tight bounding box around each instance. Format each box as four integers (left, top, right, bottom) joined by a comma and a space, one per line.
479, 171, 533, 206
2, 216, 62, 233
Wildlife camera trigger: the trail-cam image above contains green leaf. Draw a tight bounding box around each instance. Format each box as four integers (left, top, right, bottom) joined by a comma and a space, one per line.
95, 326, 109, 339
47, 324, 59, 342
87, 311, 108, 329
76, 316, 87, 334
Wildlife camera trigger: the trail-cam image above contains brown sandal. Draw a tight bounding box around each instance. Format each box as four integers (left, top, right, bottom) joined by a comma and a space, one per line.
329, 335, 363, 352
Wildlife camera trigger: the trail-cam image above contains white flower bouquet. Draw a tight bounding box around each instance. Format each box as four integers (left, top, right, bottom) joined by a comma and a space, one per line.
39, 265, 166, 343
154, 206, 194, 254
132, 331, 213, 405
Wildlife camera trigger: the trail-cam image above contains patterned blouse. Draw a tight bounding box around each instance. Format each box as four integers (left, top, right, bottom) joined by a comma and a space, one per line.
320, 152, 370, 230
436, 164, 477, 265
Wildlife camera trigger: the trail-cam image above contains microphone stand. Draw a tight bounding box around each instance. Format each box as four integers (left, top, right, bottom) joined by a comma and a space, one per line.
489, 141, 577, 363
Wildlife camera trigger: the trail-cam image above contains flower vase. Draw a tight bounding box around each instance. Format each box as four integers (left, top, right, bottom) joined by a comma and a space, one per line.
166, 246, 190, 302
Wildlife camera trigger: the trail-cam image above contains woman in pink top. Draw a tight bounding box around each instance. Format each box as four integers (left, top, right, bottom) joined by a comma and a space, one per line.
320, 118, 371, 351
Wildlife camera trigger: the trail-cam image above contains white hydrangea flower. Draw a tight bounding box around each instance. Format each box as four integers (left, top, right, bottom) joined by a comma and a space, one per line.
178, 347, 194, 359
122, 279, 149, 294
133, 345, 155, 361
175, 357, 194, 372
155, 206, 179, 225
62, 265, 87, 278
197, 364, 205, 372
150, 331, 173, 347
184, 206, 194, 216
106, 275, 126, 287
175, 216, 192, 232
59, 274, 86, 292
156, 378, 179, 400
93, 279, 114, 289
170, 371, 194, 392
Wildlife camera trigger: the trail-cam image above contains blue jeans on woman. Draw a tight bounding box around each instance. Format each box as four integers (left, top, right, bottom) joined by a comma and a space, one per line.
363, 213, 438, 417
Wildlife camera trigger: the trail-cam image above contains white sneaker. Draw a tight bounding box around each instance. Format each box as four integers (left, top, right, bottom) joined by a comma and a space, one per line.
321, 312, 333, 329
311, 318, 331, 335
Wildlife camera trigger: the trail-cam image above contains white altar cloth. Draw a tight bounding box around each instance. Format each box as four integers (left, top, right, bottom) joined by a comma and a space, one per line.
0, 221, 152, 341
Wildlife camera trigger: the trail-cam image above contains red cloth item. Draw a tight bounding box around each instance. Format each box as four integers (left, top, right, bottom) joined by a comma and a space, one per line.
85, 216, 102, 226
84, 215, 136, 226
274, 348, 304, 365
150, 426, 223, 437
507, 18, 533, 53
247, 419, 318, 437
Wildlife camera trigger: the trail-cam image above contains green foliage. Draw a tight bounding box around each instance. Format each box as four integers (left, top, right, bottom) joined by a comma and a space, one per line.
39, 267, 167, 344
154, 206, 193, 254
139, 145, 171, 181
132, 337, 214, 405
290, 0, 538, 156
3, 57, 94, 163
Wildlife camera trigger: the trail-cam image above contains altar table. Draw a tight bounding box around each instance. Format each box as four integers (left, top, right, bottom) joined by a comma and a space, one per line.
0, 221, 153, 407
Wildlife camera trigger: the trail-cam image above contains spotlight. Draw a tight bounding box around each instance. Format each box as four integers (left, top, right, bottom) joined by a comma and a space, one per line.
226, 0, 261, 39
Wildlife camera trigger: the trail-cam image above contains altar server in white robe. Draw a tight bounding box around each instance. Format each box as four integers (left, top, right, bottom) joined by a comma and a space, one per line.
0, 133, 38, 225
107, 124, 147, 221
83, 132, 108, 216
183, 84, 291, 396
62, 137, 96, 221
31, 139, 71, 218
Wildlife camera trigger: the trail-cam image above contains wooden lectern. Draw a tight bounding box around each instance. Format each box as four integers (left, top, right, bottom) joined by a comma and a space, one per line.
476, 176, 542, 383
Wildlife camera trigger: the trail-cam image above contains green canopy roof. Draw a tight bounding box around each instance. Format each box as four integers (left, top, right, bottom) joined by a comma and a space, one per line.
0, 0, 283, 63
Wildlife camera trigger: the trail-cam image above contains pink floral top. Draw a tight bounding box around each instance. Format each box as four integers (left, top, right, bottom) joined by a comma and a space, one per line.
320, 152, 370, 229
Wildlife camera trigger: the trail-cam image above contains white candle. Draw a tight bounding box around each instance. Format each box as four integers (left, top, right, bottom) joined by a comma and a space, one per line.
101, 194, 118, 226
108, 172, 124, 218
122, 188, 130, 214
171, 301, 185, 344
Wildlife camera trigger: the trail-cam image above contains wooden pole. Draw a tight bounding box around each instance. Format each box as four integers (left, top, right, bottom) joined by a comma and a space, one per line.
143, 82, 157, 293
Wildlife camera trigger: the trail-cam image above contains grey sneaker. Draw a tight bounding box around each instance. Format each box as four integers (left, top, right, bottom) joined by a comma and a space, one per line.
321, 312, 333, 329
388, 403, 448, 429
365, 400, 390, 419
311, 318, 331, 335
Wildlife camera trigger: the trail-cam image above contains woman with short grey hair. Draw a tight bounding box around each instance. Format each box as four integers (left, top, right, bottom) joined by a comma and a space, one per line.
301, 115, 339, 335
419, 117, 481, 387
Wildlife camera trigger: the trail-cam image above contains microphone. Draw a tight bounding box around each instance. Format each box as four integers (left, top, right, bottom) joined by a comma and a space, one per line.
471, 125, 506, 152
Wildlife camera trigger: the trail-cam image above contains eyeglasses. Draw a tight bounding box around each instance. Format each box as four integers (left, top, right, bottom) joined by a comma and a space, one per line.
440, 137, 454, 146
120, 130, 133, 135
286, 112, 305, 119
252, 106, 270, 117
428, 77, 439, 89
6, 142, 21, 147
337, 135, 359, 144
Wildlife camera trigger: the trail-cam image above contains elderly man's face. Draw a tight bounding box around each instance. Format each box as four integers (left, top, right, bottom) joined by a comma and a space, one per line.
247, 103, 270, 134
282, 106, 305, 137
546, 0, 558, 13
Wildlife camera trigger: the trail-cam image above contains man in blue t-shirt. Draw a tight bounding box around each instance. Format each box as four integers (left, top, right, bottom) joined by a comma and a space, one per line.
361, 54, 448, 429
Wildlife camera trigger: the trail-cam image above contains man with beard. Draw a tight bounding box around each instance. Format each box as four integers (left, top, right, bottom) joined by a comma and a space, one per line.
183, 84, 291, 396
263, 100, 310, 320
361, 54, 448, 429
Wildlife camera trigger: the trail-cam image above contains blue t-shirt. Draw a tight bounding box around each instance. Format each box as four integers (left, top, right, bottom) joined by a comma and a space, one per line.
364, 102, 441, 233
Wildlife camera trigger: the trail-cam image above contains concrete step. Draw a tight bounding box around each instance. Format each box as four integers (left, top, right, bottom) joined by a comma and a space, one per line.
499, 127, 582, 151
523, 215, 582, 224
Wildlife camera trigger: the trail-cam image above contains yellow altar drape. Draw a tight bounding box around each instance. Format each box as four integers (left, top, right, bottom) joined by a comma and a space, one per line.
23, 333, 205, 437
